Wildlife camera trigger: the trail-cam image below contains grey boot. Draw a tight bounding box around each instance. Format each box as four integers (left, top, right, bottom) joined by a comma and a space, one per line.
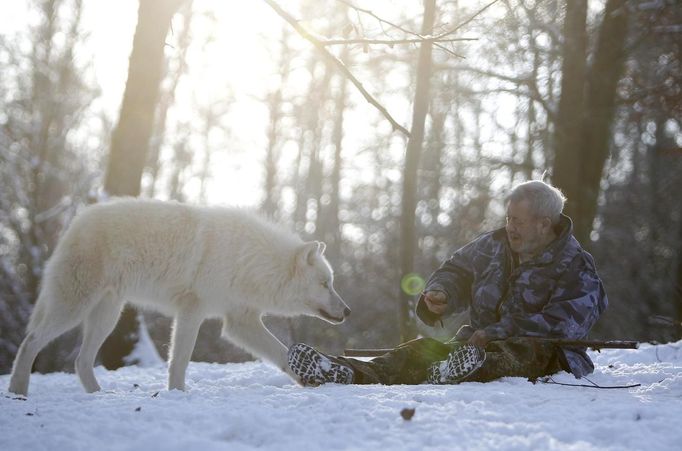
288, 343, 354, 386
427, 344, 486, 384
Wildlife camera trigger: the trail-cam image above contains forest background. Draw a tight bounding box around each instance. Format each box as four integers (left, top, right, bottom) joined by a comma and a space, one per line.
0, 0, 680, 374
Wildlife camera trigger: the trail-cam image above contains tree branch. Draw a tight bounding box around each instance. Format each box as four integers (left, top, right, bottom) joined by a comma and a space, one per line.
336, 0, 463, 58
263, 0, 410, 136
321, 37, 478, 46
440, 64, 557, 121
337, 0, 501, 59
431, 0, 501, 39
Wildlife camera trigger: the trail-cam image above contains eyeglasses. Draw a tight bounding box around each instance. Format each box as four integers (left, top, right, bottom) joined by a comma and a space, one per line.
506, 215, 549, 228
505, 216, 529, 228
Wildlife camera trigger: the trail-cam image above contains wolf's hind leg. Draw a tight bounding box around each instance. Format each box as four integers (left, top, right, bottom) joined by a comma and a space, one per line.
76, 293, 123, 393
9, 302, 82, 396
168, 307, 203, 391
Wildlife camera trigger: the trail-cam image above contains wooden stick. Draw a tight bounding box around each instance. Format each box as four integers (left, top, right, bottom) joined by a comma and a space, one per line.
344, 339, 639, 357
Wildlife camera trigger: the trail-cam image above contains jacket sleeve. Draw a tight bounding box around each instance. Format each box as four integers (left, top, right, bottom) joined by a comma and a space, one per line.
416, 243, 475, 326
483, 254, 608, 340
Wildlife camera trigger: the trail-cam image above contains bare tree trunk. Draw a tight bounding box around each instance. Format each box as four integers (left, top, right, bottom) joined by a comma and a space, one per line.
423, 94, 445, 235
103, 0, 184, 197
399, 0, 436, 342
523, 97, 535, 180
524, 23, 540, 180
146, 2, 193, 197
577, 0, 629, 244
100, 0, 184, 370
168, 138, 191, 201
292, 57, 320, 230
293, 59, 332, 235
318, 4, 350, 254
552, 0, 629, 245
290, 108, 307, 230
262, 27, 292, 218
322, 70, 348, 259
676, 203, 682, 332
443, 70, 465, 257
197, 100, 232, 203
307, 64, 333, 236
552, 0, 587, 219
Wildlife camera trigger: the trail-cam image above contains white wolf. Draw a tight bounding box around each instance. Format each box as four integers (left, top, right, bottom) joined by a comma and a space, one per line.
8, 199, 350, 396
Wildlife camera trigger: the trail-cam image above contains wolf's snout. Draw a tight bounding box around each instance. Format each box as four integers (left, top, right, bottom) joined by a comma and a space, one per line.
316, 296, 350, 324
314, 289, 350, 324
317, 308, 345, 324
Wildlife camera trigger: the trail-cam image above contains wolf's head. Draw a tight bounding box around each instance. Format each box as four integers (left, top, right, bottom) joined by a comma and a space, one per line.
290, 241, 350, 324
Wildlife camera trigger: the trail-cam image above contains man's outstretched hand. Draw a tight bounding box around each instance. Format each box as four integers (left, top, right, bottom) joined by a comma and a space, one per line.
423, 290, 448, 315
467, 329, 491, 348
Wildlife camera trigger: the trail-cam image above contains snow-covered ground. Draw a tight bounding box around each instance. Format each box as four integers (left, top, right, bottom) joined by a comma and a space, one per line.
1, 342, 681, 451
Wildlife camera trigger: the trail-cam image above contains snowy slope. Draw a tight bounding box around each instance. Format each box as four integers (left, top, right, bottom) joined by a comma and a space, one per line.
1, 342, 681, 451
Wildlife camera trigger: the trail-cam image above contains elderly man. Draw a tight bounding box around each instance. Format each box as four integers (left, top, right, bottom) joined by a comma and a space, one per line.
288, 180, 608, 385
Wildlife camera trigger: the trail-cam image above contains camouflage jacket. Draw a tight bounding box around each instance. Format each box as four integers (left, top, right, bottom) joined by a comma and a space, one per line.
416, 214, 608, 378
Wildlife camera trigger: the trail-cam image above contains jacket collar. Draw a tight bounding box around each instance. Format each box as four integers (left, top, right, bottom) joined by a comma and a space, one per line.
533, 214, 579, 266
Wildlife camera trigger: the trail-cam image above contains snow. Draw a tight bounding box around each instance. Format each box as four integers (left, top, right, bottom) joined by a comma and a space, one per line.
2, 342, 681, 451
122, 314, 164, 368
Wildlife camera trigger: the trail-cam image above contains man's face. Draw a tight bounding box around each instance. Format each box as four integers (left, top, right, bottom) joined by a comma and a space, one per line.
505, 199, 548, 256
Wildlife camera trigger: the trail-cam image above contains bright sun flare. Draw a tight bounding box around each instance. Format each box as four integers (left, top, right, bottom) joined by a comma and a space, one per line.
85, 0, 295, 206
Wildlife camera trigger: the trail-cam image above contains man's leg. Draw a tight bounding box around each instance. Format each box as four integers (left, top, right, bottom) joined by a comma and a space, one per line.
463, 339, 562, 382
288, 337, 561, 386
343, 338, 454, 385
289, 338, 470, 385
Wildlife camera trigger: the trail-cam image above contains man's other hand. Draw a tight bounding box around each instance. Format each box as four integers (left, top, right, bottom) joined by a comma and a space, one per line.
423, 290, 448, 315
467, 330, 491, 348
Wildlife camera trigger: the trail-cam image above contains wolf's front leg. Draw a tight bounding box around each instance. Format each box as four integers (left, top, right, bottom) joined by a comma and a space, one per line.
168, 309, 204, 391
222, 310, 301, 384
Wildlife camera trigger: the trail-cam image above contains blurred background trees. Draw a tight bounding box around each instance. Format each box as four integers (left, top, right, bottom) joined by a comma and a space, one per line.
0, 0, 101, 373
1, 0, 680, 374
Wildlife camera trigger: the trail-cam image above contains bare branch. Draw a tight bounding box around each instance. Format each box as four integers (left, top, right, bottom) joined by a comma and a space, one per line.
321, 37, 478, 46
263, 0, 410, 136
441, 65, 557, 120
336, 0, 465, 59
337, 0, 501, 58
435, 0, 502, 39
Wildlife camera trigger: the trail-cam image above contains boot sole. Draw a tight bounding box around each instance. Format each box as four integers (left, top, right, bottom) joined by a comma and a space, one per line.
288, 343, 354, 386
427, 344, 486, 384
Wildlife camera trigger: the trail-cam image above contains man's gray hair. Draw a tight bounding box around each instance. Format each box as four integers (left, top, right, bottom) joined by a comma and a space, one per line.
507, 180, 567, 224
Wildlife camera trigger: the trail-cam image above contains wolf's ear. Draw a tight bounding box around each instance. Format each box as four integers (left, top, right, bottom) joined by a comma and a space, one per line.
318, 241, 326, 255
297, 241, 321, 266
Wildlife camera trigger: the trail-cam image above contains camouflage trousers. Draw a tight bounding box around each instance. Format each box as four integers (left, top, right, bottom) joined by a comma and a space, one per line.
339, 337, 563, 385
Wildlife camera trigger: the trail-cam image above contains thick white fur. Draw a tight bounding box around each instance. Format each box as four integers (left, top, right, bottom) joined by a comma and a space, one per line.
8, 199, 349, 395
